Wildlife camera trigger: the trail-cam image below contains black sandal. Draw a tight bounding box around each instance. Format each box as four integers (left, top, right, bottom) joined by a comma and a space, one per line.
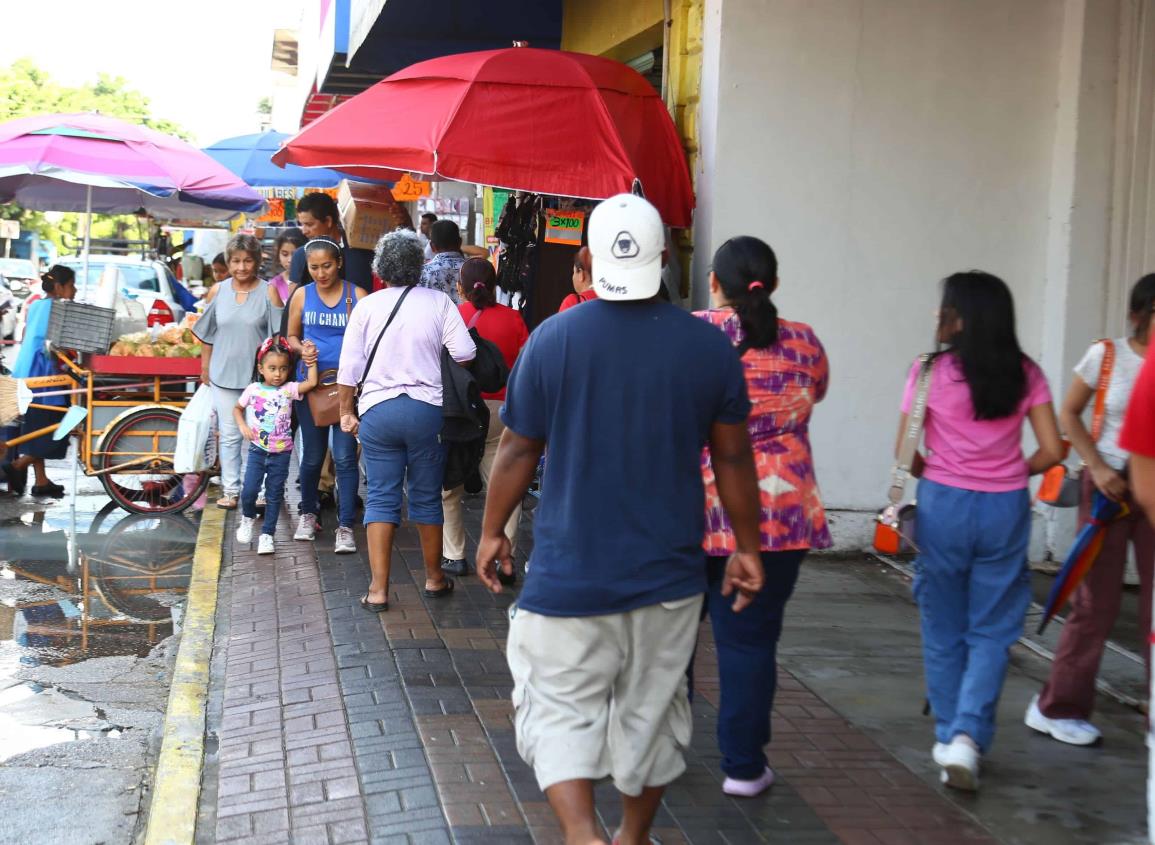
424, 578, 455, 599
360, 594, 388, 613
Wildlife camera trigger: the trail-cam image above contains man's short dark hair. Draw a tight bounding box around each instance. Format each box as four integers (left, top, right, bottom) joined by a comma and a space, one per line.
421, 212, 438, 224
298, 192, 340, 226
429, 219, 462, 251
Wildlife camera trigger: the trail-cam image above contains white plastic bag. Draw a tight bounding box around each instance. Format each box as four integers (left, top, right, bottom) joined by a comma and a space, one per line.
174, 385, 216, 473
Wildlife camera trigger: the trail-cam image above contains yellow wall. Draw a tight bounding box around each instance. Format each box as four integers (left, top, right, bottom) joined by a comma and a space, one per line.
561, 0, 664, 62
562, 0, 704, 297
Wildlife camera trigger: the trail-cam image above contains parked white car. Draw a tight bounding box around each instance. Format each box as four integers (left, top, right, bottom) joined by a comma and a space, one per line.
16, 255, 192, 343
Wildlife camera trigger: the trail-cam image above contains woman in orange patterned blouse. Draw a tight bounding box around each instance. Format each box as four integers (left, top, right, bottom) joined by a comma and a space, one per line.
696, 235, 831, 798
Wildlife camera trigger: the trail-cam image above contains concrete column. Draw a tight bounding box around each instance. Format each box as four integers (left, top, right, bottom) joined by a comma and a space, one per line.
1040, 0, 1122, 390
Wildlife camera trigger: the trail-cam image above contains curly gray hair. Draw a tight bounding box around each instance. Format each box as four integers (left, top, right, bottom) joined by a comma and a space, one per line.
373, 229, 424, 287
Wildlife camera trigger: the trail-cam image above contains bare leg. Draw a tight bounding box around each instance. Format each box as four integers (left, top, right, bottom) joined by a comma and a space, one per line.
617, 786, 665, 845
12, 456, 50, 486
30, 459, 50, 487
415, 523, 448, 591
545, 780, 607, 845
365, 522, 396, 605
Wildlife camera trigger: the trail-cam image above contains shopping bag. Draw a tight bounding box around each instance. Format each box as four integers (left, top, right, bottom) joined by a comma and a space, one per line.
174, 385, 217, 473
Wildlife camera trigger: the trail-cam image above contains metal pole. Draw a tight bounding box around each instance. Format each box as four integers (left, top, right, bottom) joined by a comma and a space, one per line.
81, 184, 92, 299
68, 183, 93, 573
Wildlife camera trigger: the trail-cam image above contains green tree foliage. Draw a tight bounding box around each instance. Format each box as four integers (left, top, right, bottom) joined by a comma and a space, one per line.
0, 58, 189, 138
0, 59, 191, 256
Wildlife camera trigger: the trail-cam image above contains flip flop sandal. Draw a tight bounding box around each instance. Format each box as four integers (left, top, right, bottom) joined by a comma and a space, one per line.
360, 595, 388, 613
216, 496, 238, 510
423, 578, 455, 599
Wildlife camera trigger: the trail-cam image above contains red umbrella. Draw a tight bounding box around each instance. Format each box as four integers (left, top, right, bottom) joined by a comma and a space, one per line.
273, 47, 695, 227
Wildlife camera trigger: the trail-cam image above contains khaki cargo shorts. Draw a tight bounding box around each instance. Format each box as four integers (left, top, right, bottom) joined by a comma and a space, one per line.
505, 595, 703, 796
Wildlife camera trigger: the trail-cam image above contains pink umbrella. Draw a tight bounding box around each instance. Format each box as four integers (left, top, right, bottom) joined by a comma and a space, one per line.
0, 113, 264, 219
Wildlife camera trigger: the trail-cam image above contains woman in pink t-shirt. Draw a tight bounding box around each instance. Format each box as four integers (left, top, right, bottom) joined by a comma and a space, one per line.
897, 271, 1062, 792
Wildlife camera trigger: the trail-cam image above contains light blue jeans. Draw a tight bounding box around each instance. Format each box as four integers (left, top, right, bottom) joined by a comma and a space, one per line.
358, 395, 446, 526
914, 479, 1032, 751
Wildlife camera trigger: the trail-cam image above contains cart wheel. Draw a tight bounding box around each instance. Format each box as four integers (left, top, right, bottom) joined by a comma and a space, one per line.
98, 407, 210, 514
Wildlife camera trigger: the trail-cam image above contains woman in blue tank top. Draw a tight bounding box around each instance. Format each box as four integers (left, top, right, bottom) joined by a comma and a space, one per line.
286, 238, 367, 553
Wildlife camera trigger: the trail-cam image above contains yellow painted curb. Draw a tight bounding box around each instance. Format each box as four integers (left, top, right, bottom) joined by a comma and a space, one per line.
143, 503, 226, 845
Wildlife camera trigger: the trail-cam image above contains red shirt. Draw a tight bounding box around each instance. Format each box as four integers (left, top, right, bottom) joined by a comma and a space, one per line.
1121, 352, 1155, 457
558, 289, 598, 312
458, 302, 529, 400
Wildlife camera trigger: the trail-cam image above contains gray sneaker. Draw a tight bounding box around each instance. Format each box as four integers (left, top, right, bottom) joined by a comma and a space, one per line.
294, 513, 318, 541
334, 526, 357, 555
441, 558, 471, 576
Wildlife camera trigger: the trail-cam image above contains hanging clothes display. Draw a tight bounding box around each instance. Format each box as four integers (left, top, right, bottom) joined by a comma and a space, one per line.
495, 193, 542, 302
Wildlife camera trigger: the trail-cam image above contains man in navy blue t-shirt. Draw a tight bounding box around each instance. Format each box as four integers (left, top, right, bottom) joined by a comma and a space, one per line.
476, 194, 765, 845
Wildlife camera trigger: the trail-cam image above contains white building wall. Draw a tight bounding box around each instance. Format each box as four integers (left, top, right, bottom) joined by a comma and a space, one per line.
694, 0, 1138, 549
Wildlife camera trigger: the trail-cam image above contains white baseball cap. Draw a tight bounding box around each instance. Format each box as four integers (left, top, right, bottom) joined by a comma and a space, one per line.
588, 193, 665, 301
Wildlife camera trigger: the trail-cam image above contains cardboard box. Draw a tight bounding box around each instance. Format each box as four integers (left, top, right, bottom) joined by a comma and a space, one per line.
336, 181, 414, 250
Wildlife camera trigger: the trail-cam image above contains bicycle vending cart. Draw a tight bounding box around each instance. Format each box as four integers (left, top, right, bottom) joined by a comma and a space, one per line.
15, 301, 212, 514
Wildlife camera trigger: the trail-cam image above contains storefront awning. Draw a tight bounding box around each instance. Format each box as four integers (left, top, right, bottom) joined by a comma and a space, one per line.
347, 0, 563, 78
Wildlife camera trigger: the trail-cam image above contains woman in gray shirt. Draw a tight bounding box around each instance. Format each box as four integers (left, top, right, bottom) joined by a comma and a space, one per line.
194, 234, 284, 509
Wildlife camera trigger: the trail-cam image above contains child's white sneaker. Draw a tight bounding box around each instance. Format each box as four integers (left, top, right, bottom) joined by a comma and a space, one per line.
257, 534, 275, 555
235, 516, 254, 545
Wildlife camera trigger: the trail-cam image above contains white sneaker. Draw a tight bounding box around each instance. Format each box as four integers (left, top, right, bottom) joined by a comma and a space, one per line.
722, 766, 775, 798
334, 526, 356, 555
235, 515, 254, 545
932, 742, 951, 766
294, 513, 317, 541
257, 534, 275, 555
937, 735, 980, 791
1024, 695, 1101, 746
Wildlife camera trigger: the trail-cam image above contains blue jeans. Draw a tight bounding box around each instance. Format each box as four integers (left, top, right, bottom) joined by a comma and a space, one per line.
358, 395, 446, 525
241, 444, 292, 536
706, 549, 805, 780
914, 479, 1032, 751
296, 399, 360, 528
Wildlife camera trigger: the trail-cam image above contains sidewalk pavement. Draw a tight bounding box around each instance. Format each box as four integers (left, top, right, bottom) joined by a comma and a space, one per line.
195, 493, 1148, 845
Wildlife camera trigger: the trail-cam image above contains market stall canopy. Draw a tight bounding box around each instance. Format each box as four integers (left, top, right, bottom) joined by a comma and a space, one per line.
204, 130, 383, 188
273, 47, 694, 227
0, 113, 264, 220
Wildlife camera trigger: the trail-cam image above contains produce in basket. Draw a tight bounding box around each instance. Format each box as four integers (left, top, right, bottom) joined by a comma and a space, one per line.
107, 329, 202, 358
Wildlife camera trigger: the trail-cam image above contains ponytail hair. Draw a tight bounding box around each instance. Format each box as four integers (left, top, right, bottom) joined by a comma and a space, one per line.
460, 258, 497, 310
712, 236, 779, 352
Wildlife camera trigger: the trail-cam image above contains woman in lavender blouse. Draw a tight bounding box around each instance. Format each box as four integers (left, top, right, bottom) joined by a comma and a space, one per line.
337, 231, 476, 613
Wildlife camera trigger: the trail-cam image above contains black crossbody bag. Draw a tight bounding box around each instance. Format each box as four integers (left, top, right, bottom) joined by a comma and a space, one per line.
353, 286, 413, 418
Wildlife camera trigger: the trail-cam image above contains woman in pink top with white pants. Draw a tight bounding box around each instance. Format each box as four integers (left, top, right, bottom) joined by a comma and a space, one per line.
897, 272, 1062, 792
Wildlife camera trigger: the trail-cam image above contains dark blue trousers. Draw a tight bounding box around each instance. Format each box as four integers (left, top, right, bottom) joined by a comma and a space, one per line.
706, 549, 806, 780
240, 445, 291, 536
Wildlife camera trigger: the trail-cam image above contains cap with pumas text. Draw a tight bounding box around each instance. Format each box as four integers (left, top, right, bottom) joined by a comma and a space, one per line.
588, 193, 664, 302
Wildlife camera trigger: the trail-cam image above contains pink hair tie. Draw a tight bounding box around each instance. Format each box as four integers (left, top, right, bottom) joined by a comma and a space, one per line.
473, 282, 486, 289
748, 280, 765, 291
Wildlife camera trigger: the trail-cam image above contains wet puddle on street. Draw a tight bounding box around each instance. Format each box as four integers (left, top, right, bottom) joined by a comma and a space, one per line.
0, 496, 201, 762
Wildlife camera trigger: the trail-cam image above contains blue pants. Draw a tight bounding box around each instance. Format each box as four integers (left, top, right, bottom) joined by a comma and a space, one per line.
706, 549, 805, 780
914, 479, 1032, 751
241, 445, 292, 536
296, 398, 360, 528
358, 395, 446, 526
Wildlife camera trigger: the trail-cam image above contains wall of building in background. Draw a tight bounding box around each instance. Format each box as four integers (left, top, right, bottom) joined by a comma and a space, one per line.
561, 0, 663, 61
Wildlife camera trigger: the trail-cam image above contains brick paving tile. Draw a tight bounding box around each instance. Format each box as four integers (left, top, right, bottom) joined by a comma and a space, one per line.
199, 486, 1006, 845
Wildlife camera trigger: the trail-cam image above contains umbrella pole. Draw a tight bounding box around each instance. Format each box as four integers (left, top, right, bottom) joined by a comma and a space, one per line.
81, 184, 92, 299
67, 183, 92, 573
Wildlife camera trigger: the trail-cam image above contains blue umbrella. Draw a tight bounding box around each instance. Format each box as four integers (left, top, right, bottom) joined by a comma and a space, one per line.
204, 130, 381, 188
1037, 489, 1129, 633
